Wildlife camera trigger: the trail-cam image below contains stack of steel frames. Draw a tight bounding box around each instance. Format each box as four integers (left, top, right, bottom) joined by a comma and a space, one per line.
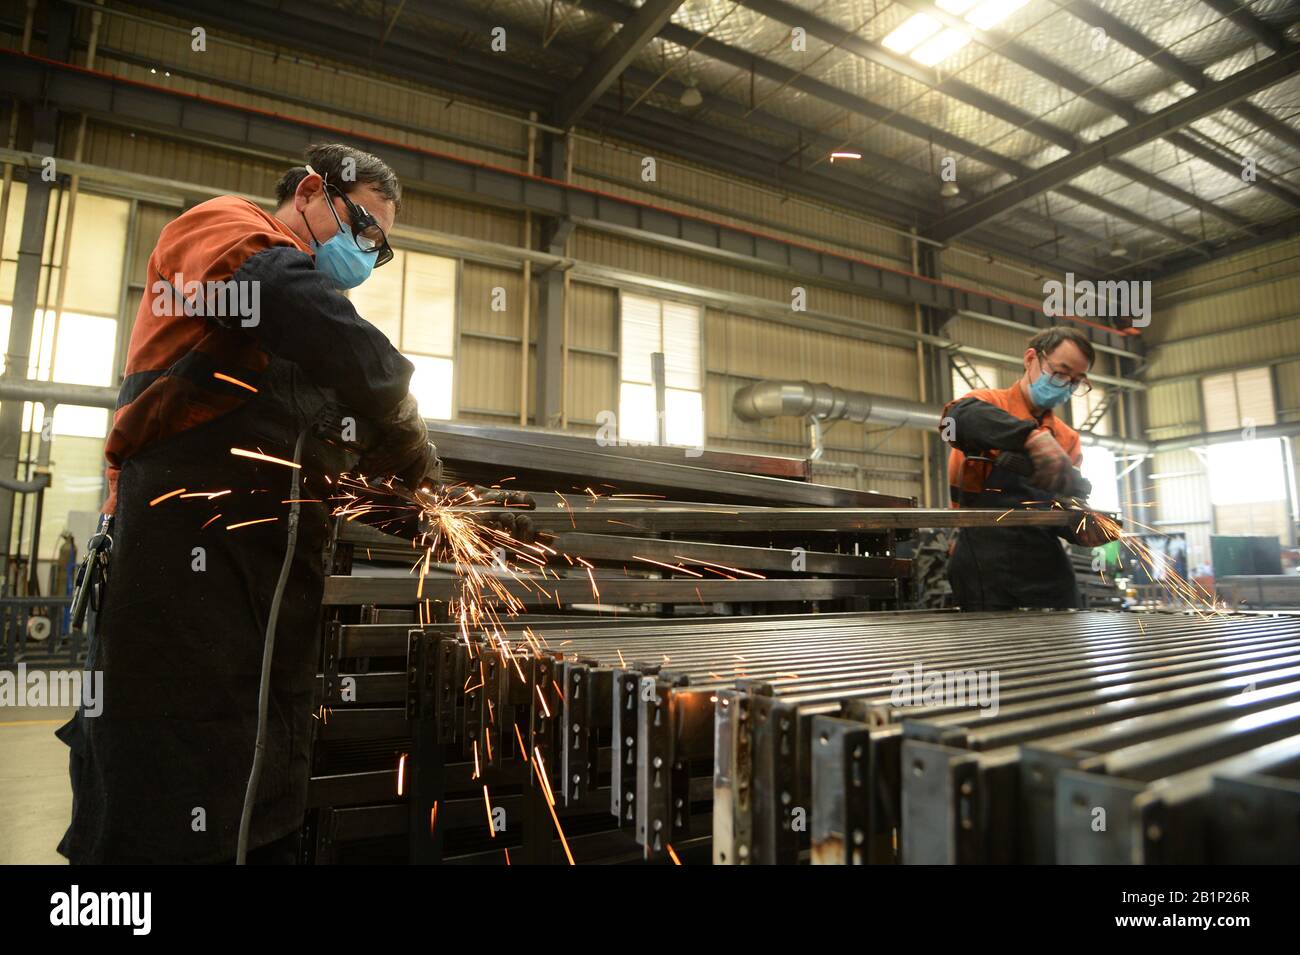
425, 609, 1300, 864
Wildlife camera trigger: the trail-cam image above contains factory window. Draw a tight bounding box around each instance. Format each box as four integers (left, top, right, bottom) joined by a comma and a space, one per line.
349, 249, 457, 420
950, 360, 998, 399
1079, 444, 1120, 514
0, 307, 112, 437
1206, 440, 1287, 506
1200, 368, 1289, 542
1201, 367, 1275, 432
0, 188, 127, 441
0, 186, 129, 567
619, 293, 703, 448
1201, 367, 1283, 504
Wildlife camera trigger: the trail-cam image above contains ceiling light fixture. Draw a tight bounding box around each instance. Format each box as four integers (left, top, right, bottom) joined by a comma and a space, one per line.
680, 79, 702, 108
1109, 239, 1128, 258
940, 180, 960, 198
830, 151, 862, 163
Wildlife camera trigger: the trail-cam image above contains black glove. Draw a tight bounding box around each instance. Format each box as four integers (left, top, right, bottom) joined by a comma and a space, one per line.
440, 485, 537, 544
356, 395, 439, 488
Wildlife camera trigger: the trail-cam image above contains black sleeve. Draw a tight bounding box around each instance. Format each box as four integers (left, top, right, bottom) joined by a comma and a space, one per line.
944, 396, 1037, 455
229, 246, 413, 419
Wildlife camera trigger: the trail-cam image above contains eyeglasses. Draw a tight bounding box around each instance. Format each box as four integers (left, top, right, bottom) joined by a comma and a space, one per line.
321, 176, 394, 268
1036, 350, 1092, 397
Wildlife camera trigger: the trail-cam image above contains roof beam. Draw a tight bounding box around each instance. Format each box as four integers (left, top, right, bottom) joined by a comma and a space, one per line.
4, 50, 1144, 348
928, 50, 1300, 242
890, 0, 1271, 229
552, 0, 684, 130
99, 0, 1102, 273
1061, 0, 1300, 159
893, 0, 1300, 211
1198, 0, 1286, 53
580, 0, 1207, 256
1135, 211, 1300, 280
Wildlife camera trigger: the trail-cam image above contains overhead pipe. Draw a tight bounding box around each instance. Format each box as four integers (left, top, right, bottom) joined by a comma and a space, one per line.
733, 379, 1150, 454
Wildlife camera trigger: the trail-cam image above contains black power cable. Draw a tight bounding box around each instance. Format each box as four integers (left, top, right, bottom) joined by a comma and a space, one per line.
236, 427, 308, 865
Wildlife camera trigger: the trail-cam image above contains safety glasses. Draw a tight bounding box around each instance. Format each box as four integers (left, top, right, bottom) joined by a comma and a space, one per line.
1036, 350, 1092, 397
313, 169, 394, 268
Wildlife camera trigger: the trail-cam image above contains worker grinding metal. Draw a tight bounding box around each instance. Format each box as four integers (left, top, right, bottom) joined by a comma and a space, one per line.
941, 327, 1112, 611
56, 144, 530, 864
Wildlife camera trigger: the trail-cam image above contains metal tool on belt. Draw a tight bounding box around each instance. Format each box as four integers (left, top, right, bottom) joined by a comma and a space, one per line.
70, 515, 113, 632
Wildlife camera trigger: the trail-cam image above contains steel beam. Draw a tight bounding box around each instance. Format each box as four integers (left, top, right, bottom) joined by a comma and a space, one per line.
580, 0, 1204, 255
320, 573, 896, 606
552, 0, 684, 131
1198, 0, 1287, 53
1059, 0, 1300, 161
930, 51, 1300, 242
757, 0, 1253, 233
508, 505, 1080, 535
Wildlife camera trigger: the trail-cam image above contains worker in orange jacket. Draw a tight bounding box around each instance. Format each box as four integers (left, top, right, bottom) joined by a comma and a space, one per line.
941, 327, 1112, 610
56, 144, 532, 864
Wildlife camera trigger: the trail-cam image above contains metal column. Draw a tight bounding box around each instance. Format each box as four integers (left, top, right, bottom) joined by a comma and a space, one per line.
0, 3, 72, 567
535, 134, 571, 430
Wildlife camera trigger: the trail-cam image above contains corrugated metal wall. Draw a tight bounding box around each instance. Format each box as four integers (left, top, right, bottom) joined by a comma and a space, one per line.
1145, 235, 1300, 566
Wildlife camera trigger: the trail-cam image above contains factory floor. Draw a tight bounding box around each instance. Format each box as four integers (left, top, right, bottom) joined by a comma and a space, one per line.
0, 695, 74, 865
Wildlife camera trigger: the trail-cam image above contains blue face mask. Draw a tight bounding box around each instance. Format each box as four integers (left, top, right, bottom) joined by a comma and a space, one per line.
310, 222, 375, 290
1028, 359, 1075, 409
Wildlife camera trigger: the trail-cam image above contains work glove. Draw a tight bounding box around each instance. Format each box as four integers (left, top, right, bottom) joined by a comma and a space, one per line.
436, 485, 537, 544
356, 394, 440, 489
1073, 511, 1116, 548
1024, 430, 1074, 495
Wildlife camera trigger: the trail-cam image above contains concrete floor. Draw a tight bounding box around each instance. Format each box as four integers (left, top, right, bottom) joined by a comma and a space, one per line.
0, 695, 74, 865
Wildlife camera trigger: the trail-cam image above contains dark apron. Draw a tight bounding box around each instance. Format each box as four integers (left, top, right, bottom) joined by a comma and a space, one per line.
56, 358, 352, 864
948, 459, 1081, 612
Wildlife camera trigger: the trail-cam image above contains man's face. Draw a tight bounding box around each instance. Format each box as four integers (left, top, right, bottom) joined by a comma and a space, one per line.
295, 174, 396, 250
1027, 339, 1091, 384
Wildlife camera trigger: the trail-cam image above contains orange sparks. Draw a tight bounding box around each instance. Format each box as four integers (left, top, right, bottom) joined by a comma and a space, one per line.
536, 684, 552, 719
179, 490, 231, 500
201, 513, 223, 529
674, 555, 764, 579
483, 785, 496, 839
429, 801, 439, 834
397, 753, 407, 796
633, 555, 703, 577
532, 748, 574, 865
149, 488, 186, 506
226, 517, 278, 531
503, 847, 511, 865
473, 740, 481, 779
617, 648, 627, 668
585, 567, 600, 602
513, 723, 529, 761
230, 447, 302, 469
666, 844, 682, 865
213, 371, 257, 392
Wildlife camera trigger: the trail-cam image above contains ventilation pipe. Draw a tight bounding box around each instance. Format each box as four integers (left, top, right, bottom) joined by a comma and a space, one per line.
732, 379, 1159, 455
